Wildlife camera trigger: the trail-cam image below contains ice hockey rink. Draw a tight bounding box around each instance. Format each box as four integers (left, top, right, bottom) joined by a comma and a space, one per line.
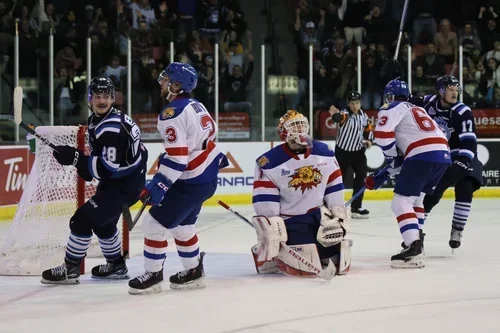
0, 198, 499, 333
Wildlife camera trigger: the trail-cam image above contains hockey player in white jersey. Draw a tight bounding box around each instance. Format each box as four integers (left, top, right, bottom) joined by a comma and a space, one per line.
365, 79, 451, 268
128, 62, 228, 294
251, 110, 351, 277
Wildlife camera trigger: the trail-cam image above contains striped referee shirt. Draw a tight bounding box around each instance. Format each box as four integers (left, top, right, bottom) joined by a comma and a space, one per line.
333, 109, 374, 152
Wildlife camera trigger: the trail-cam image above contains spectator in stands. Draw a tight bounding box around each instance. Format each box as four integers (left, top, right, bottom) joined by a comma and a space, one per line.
412, 65, 429, 97
55, 68, 78, 121
478, 7, 499, 53
198, 0, 223, 43
177, 0, 196, 43
55, 45, 78, 73
434, 19, 458, 65
414, 42, 445, 83
411, 0, 436, 45
485, 41, 500, 62
129, 0, 156, 30
459, 22, 482, 52
361, 52, 382, 109
364, 5, 392, 45
488, 84, 500, 108
342, 0, 369, 46
104, 56, 126, 86
314, 64, 337, 107
223, 54, 254, 112
323, 2, 343, 38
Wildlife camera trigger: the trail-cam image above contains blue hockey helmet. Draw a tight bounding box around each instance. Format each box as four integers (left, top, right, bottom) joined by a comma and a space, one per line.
88, 77, 115, 102
158, 62, 198, 94
435, 75, 461, 95
383, 78, 410, 103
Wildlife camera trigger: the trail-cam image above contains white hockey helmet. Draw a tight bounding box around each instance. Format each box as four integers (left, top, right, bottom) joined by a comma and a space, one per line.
276, 110, 312, 147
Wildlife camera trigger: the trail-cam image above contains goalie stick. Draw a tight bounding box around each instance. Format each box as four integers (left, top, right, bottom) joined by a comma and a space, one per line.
13, 86, 59, 152
217, 200, 336, 281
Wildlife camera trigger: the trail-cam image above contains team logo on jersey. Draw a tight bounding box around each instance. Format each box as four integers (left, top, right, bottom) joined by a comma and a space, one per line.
288, 165, 323, 193
428, 107, 436, 115
160, 107, 175, 120
257, 156, 269, 167
434, 116, 452, 140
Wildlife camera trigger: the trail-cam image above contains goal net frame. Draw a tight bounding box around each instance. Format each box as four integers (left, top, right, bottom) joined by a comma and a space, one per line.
0, 125, 130, 276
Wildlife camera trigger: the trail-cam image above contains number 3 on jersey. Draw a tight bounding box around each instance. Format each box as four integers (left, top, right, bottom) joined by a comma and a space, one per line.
200, 114, 216, 138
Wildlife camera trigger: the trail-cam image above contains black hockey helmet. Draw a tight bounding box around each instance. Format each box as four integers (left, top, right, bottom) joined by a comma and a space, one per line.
435, 75, 461, 95
347, 91, 361, 102
88, 77, 115, 102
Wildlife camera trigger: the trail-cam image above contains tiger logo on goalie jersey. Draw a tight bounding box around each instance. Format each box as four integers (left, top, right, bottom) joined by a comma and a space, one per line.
288, 166, 323, 193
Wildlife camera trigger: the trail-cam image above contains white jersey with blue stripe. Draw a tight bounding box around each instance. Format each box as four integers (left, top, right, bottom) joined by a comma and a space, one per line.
156, 97, 225, 185
252, 141, 345, 218
87, 107, 144, 180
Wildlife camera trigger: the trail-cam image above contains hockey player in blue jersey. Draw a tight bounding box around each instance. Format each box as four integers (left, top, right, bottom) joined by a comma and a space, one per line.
410, 75, 483, 250
41, 77, 148, 284
128, 63, 227, 294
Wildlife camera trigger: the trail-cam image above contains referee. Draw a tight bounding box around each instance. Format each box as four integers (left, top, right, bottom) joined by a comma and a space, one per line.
329, 91, 373, 219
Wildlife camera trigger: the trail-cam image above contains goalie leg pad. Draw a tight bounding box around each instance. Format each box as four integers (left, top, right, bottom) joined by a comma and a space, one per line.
273, 244, 321, 278
252, 215, 288, 262
336, 239, 351, 275
142, 212, 168, 273
251, 245, 279, 274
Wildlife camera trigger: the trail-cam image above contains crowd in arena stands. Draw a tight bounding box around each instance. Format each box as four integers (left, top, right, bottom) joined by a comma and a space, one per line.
0, 0, 254, 122
292, 0, 500, 111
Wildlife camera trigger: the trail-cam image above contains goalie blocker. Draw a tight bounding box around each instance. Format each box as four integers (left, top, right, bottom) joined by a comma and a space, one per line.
251, 205, 351, 277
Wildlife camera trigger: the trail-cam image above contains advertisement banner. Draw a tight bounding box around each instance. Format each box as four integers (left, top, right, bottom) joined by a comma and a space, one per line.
212, 112, 250, 139
0, 147, 33, 206
317, 108, 500, 139
134, 113, 161, 141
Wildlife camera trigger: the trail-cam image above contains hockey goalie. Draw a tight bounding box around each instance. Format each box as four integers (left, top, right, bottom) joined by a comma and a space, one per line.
251, 110, 351, 277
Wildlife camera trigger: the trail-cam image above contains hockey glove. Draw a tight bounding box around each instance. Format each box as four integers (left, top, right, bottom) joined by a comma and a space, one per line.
385, 155, 404, 176
77, 168, 93, 182
53, 145, 84, 166
140, 173, 171, 205
450, 156, 473, 179
364, 170, 390, 190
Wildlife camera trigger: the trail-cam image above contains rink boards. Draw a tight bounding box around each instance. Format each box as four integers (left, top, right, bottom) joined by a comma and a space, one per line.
1, 139, 500, 219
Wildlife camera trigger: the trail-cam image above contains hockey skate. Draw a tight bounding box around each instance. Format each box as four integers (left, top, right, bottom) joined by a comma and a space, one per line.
169, 252, 205, 290
91, 256, 129, 280
401, 230, 425, 252
128, 270, 164, 295
391, 240, 424, 268
41, 260, 80, 284
449, 229, 462, 251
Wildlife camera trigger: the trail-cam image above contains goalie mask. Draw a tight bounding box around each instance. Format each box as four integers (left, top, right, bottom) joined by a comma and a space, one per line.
276, 110, 312, 148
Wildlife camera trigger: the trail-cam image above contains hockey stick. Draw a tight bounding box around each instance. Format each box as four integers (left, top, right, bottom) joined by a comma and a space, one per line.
217, 200, 336, 281
122, 197, 150, 232
345, 163, 392, 207
380, 0, 410, 82
13, 86, 59, 151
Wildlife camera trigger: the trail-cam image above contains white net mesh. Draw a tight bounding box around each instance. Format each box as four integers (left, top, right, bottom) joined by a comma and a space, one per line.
0, 126, 122, 276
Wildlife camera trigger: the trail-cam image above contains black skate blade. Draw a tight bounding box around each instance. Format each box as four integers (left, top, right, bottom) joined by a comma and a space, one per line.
170, 278, 206, 291
41, 277, 80, 285
91, 272, 130, 280
128, 284, 163, 295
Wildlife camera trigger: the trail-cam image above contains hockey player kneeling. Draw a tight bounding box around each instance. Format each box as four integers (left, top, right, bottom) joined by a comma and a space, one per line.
251, 110, 351, 277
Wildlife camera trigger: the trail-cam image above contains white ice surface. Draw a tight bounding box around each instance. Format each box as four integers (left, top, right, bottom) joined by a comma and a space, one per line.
1, 199, 499, 333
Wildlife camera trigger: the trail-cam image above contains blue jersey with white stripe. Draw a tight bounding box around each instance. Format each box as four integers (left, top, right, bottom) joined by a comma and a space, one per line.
86, 108, 145, 180
411, 95, 477, 161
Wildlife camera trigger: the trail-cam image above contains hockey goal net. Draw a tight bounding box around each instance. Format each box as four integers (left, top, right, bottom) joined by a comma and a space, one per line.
0, 126, 129, 276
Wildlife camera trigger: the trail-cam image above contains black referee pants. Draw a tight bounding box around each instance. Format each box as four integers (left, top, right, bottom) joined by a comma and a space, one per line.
335, 147, 367, 210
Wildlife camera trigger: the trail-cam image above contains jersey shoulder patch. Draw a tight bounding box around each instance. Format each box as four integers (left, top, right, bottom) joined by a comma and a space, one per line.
256, 144, 293, 170
159, 107, 176, 120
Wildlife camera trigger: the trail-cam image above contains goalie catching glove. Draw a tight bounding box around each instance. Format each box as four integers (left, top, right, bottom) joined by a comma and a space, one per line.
317, 205, 350, 247
252, 215, 287, 262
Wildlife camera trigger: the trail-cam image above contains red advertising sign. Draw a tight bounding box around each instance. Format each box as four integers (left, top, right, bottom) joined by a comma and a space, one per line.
0, 147, 34, 206
215, 112, 250, 139
136, 112, 250, 141
317, 108, 500, 139
134, 113, 161, 141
